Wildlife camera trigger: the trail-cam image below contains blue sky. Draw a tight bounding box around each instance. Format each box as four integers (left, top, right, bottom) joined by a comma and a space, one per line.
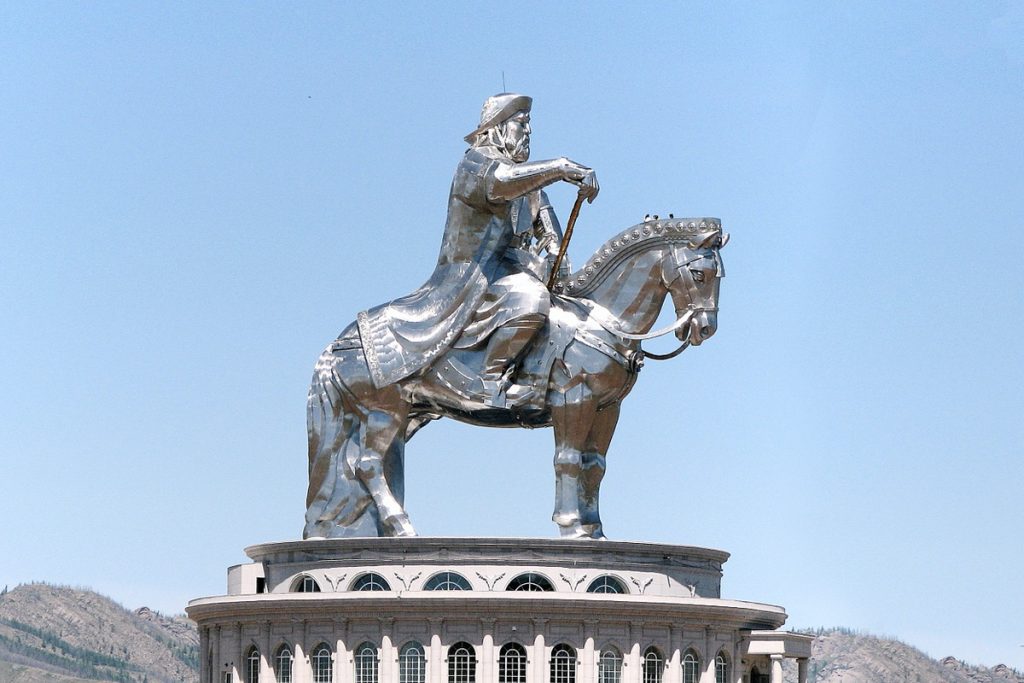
2, 1, 1022, 671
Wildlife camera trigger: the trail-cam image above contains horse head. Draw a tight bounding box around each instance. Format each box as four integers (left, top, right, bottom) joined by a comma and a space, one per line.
665, 221, 727, 347
562, 217, 727, 352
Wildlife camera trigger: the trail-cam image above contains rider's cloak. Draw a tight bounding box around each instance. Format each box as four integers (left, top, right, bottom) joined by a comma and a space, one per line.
357, 146, 540, 388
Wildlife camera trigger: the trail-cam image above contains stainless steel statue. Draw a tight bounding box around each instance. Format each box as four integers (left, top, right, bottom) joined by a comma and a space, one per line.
305, 94, 727, 540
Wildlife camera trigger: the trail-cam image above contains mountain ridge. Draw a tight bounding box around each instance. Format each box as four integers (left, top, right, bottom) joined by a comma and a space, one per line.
782, 627, 1023, 683
0, 583, 197, 683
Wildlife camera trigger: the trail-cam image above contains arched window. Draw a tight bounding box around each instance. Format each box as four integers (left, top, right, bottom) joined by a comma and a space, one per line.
642, 648, 663, 683
598, 649, 622, 683
498, 643, 527, 683
246, 646, 260, 683
447, 642, 476, 683
351, 573, 391, 591
399, 642, 426, 683
424, 571, 472, 591
714, 653, 729, 683
292, 575, 321, 593
274, 644, 293, 683
550, 644, 577, 683
586, 576, 627, 594
682, 651, 700, 683
505, 573, 555, 592
312, 643, 333, 683
355, 642, 378, 683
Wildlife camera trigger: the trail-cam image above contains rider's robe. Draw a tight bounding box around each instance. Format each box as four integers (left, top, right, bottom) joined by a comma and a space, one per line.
358, 145, 547, 388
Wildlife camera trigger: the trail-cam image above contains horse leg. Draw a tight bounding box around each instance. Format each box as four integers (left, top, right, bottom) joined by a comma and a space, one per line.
579, 403, 620, 539
549, 376, 597, 538
305, 337, 416, 539
353, 405, 416, 537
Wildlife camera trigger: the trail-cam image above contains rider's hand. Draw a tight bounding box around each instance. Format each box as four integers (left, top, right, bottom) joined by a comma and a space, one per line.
557, 253, 572, 278
547, 251, 572, 280
560, 158, 600, 203
577, 169, 599, 203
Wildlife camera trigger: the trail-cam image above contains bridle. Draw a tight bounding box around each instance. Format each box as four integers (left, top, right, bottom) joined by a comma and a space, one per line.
591, 240, 722, 363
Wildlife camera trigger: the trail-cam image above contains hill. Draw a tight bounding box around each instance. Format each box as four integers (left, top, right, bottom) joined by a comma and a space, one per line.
784, 628, 1024, 683
0, 583, 197, 683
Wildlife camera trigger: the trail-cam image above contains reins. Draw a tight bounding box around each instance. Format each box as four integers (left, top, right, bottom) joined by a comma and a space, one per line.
553, 210, 724, 366
592, 306, 715, 362
582, 244, 719, 363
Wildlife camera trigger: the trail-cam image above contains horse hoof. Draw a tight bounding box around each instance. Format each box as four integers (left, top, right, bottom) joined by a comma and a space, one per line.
558, 524, 590, 539
552, 511, 581, 527
385, 514, 417, 537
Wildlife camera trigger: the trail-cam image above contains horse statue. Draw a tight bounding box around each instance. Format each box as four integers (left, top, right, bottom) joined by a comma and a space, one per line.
304, 216, 727, 540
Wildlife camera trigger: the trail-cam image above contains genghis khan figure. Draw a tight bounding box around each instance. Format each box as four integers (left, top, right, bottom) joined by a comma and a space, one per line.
357, 93, 599, 407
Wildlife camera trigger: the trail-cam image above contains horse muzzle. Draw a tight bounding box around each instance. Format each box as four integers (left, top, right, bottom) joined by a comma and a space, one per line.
681, 310, 717, 346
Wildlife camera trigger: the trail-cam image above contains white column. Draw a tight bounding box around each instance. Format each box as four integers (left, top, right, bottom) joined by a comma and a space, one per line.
797, 659, 808, 683
430, 631, 443, 683
581, 635, 595, 683
212, 626, 222, 683
382, 619, 396, 683
699, 629, 713, 683
533, 633, 546, 683
481, 621, 495, 683
294, 620, 308, 683
700, 655, 714, 683
335, 620, 350, 683
200, 627, 210, 683
667, 626, 680, 683
625, 643, 640, 683
531, 617, 548, 683
237, 623, 245, 683
334, 629, 344, 683
260, 621, 272, 683
731, 638, 742, 683
770, 655, 783, 683
381, 635, 392, 683
490, 627, 501, 683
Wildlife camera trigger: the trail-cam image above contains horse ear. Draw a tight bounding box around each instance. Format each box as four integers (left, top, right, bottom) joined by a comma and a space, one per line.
689, 231, 720, 249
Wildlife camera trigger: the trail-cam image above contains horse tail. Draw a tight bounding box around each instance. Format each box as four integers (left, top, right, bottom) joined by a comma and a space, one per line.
306, 348, 343, 502
303, 335, 374, 538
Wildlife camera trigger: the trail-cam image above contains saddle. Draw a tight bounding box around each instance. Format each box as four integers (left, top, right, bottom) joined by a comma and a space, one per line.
409, 297, 641, 421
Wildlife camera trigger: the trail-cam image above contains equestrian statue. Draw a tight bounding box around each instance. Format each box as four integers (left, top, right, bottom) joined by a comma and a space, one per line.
304, 93, 727, 540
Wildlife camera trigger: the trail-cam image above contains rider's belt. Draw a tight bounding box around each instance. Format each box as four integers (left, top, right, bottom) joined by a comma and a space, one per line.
504, 247, 548, 281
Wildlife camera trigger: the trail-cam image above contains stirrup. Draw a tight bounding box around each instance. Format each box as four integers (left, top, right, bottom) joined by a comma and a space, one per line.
475, 374, 536, 409
476, 377, 504, 407
501, 382, 538, 409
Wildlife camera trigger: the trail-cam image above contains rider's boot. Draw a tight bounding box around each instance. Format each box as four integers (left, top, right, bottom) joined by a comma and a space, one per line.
477, 314, 544, 408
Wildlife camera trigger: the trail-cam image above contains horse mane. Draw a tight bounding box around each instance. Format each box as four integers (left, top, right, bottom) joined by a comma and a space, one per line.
561, 216, 721, 298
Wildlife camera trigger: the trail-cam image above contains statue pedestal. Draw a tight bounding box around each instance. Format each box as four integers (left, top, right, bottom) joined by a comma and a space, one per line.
187, 537, 812, 683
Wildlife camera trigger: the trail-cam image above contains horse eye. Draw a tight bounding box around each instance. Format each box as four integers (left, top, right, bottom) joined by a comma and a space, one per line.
689, 268, 705, 283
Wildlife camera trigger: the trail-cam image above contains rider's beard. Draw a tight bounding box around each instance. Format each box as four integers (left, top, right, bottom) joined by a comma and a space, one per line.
496, 127, 530, 163
509, 139, 530, 162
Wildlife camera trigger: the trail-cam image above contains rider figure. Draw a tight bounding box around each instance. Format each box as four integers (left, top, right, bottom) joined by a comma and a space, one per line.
357, 93, 598, 407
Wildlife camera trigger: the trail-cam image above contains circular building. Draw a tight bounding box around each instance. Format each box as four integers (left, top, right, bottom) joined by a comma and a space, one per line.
187, 538, 811, 683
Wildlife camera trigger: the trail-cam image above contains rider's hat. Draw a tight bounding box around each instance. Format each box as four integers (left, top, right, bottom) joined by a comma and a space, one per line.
464, 93, 532, 144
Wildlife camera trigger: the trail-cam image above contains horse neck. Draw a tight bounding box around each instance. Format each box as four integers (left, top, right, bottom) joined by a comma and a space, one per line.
579, 247, 670, 335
